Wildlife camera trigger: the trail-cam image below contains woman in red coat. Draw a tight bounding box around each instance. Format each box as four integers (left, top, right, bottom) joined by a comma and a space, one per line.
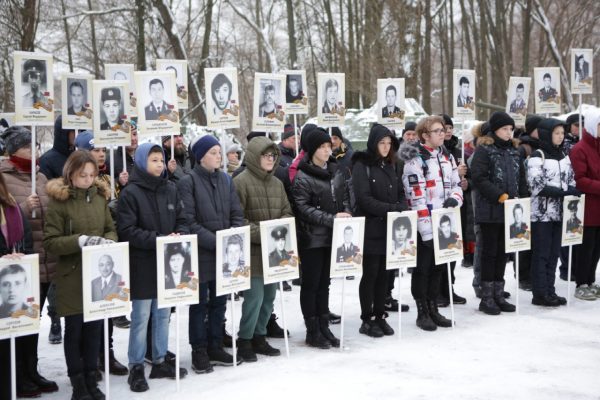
569, 107, 600, 301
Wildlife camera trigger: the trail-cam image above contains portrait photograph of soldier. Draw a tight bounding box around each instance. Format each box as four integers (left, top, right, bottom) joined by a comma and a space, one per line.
143, 78, 173, 120
566, 200, 582, 232
66, 79, 88, 115
456, 76, 473, 108
322, 78, 340, 114
99, 87, 124, 130
509, 203, 529, 239
90, 254, 122, 302
222, 234, 246, 279
509, 83, 527, 114
286, 74, 304, 103
268, 225, 291, 268
538, 72, 558, 102
0, 264, 32, 319
258, 79, 282, 117
390, 216, 412, 256
574, 54, 590, 83
21, 59, 47, 109
211, 72, 234, 117
163, 242, 192, 290
381, 84, 402, 118
336, 225, 361, 263
437, 214, 459, 250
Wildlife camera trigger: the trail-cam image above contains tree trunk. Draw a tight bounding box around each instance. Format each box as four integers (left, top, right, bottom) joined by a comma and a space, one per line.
422, 0, 432, 113
285, 0, 297, 68
521, 0, 531, 76
87, 0, 100, 78
135, 0, 146, 71
20, 0, 38, 51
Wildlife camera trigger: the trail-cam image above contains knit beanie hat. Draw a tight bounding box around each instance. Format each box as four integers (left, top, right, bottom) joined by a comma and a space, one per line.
440, 114, 453, 127
306, 128, 332, 159
192, 135, 220, 162
74, 130, 95, 150
525, 115, 543, 136
402, 121, 417, 136
331, 127, 343, 140
282, 124, 296, 140
489, 111, 515, 133
1, 126, 32, 155
566, 113, 583, 127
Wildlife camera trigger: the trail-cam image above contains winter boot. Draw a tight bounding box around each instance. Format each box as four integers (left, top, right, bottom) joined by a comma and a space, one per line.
16, 362, 41, 398
69, 373, 92, 400
415, 299, 437, 331
304, 317, 330, 349
479, 282, 501, 315
190, 348, 213, 374
318, 314, 340, 347
149, 361, 188, 379
375, 313, 394, 336
328, 311, 341, 324
127, 364, 149, 393
236, 338, 258, 362
266, 313, 289, 338
426, 299, 452, 328
359, 319, 384, 338
98, 349, 128, 376
207, 347, 240, 367
251, 335, 281, 356
84, 371, 105, 400
26, 355, 58, 393
48, 316, 62, 344
493, 281, 516, 312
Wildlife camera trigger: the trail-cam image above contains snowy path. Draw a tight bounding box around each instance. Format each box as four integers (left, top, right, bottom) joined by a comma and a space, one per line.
35, 263, 600, 400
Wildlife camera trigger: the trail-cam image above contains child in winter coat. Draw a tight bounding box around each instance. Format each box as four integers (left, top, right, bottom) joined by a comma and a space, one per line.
528, 119, 579, 307
117, 143, 188, 392
570, 107, 600, 300
471, 112, 528, 315
399, 115, 463, 331
233, 136, 293, 361
352, 124, 406, 337
43, 150, 117, 400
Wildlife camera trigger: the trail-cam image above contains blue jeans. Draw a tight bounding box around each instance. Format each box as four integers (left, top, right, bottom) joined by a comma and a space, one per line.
189, 280, 226, 350
128, 299, 170, 366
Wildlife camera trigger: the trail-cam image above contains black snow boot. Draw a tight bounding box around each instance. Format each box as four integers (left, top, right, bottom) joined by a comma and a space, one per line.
84, 371, 105, 400
70, 374, 92, 400
304, 317, 330, 349
237, 338, 258, 362
479, 281, 501, 315
252, 335, 281, 356
127, 364, 149, 393
493, 281, 516, 312
415, 299, 437, 331
426, 299, 452, 328
318, 314, 340, 347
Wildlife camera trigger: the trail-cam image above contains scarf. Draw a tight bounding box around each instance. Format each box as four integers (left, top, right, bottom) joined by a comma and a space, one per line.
9, 155, 38, 173
0, 203, 24, 251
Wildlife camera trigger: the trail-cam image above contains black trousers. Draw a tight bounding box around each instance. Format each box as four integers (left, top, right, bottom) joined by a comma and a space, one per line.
299, 247, 332, 318
64, 314, 102, 377
359, 254, 388, 320
575, 226, 600, 286
480, 223, 507, 282
531, 221, 562, 297
0, 334, 38, 400
411, 235, 443, 300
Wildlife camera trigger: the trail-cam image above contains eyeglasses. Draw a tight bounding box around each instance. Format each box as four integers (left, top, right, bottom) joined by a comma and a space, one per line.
428, 128, 445, 136
261, 153, 276, 160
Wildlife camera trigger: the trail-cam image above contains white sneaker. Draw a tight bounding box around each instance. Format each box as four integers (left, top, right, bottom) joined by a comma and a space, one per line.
588, 283, 600, 298
574, 285, 597, 301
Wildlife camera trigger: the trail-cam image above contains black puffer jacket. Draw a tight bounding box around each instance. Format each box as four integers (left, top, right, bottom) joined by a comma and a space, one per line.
39, 116, 74, 179
292, 157, 350, 249
177, 164, 244, 281
116, 166, 188, 299
351, 125, 407, 255
471, 133, 528, 223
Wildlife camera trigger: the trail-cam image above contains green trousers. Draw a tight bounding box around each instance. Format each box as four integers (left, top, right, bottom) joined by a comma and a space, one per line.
238, 277, 277, 340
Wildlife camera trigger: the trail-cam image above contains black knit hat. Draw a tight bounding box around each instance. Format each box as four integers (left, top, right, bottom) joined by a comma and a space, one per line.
566, 114, 583, 127
306, 128, 332, 159
402, 121, 417, 136
440, 114, 453, 127
1, 126, 32, 155
282, 124, 296, 140
489, 111, 515, 133
300, 124, 317, 151
330, 127, 343, 140
525, 115, 543, 136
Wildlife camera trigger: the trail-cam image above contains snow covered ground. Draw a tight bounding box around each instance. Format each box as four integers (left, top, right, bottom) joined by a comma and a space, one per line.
34, 263, 600, 400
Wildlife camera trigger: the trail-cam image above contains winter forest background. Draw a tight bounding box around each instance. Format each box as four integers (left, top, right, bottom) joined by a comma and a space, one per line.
1, 0, 599, 143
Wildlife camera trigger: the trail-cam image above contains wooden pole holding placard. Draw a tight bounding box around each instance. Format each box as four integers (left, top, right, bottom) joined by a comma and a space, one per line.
231, 298, 237, 368
567, 246, 573, 307
104, 317, 110, 400
109, 147, 115, 200
11, 335, 16, 400
176, 305, 180, 391
446, 263, 455, 329
339, 275, 346, 351
515, 251, 520, 315
293, 114, 299, 156
278, 281, 290, 358
31, 126, 36, 219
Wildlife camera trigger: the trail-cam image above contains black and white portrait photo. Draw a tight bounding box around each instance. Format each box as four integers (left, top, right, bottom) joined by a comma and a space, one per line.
381, 85, 401, 117
386, 211, 417, 270
534, 67, 561, 114
144, 78, 173, 120
509, 84, 527, 114
99, 86, 124, 131
377, 78, 406, 129
456, 76, 473, 108
336, 225, 361, 263
317, 72, 345, 127
506, 77, 531, 127
431, 208, 463, 265
330, 217, 364, 277
205, 68, 240, 129
453, 69, 476, 119
61, 73, 93, 130
268, 225, 291, 268
562, 195, 585, 247
105, 64, 136, 116
391, 216, 412, 256
503, 198, 531, 252
0, 264, 32, 318
538, 72, 558, 102
322, 78, 340, 114
437, 214, 459, 250
91, 254, 123, 302
258, 79, 282, 117
212, 73, 233, 116
222, 234, 246, 279
260, 218, 299, 284
571, 49, 593, 94
13, 51, 54, 125
0, 255, 40, 339
252, 73, 286, 132
21, 59, 47, 109
163, 242, 192, 290
67, 79, 88, 115
286, 74, 304, 103
215, 226, 251, 296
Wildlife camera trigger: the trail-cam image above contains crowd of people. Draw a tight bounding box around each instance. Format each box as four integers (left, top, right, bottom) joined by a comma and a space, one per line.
0, 106, 599, 399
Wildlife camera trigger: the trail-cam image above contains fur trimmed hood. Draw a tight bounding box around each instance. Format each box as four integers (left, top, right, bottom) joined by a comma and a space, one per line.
397, 141, 421, 162
46, 177, 111, 202
476, 134, 520, 149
